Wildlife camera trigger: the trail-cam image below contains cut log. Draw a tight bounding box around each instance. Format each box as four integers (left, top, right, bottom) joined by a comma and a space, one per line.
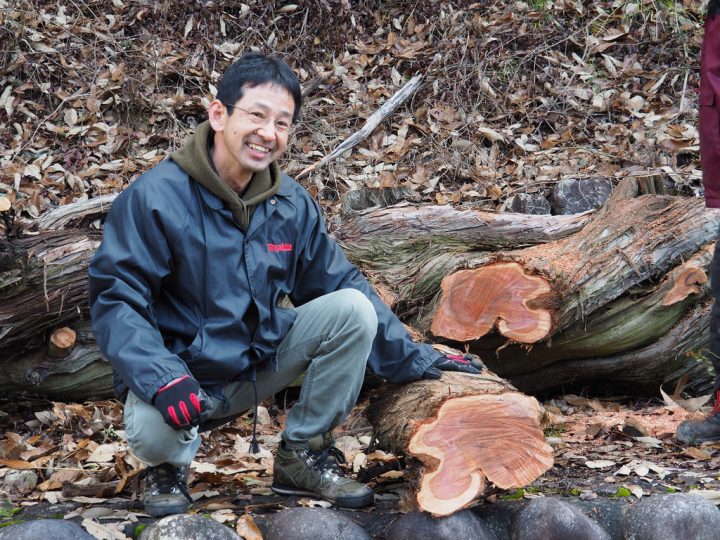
425, 178, 720, 344
430, 262, 552, 344
336, 204, 593, 313
367, 371, 553, 516
48, 327, 77, 358
471, 243, 714, 376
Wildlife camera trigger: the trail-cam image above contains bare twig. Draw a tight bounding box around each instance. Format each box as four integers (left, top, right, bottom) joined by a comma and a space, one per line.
296, 75, 423, 180
679, 69, 690, 113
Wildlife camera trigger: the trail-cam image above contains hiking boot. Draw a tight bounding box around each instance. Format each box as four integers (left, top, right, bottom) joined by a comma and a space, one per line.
143, 463, 193, 517
677, 391, 720, 445
272, 433, 374, 508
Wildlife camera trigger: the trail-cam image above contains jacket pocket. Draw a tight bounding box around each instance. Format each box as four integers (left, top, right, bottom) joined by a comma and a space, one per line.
187, 326, 204, 360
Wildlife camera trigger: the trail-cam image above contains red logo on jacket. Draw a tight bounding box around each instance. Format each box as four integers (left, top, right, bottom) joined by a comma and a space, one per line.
267, 243, 293, 252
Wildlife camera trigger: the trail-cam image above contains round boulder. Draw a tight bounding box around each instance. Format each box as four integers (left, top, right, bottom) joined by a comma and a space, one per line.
0, 519, 95, 540
1, 470, 38, 496
264, 508, 370, 540
550, 177, 613, 215
512, 498, 611, 540
139, 514, 240, 540
386, 510, 496, 540
505, 193, 552, 215
622, 493, 720, 540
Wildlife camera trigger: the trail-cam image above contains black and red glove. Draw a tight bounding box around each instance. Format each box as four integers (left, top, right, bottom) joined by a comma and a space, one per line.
153, 375, 210, 430
423, 354, 485, 380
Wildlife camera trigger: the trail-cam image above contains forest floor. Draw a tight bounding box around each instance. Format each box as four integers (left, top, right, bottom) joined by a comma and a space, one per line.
0, 0, 715, 537
2, 387, 720, 537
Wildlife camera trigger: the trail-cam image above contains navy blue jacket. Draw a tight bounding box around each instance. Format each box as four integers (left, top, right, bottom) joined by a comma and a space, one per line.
88, 159, 440, 403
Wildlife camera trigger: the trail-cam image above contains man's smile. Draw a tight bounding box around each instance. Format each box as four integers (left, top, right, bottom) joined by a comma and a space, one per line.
248, 142, 271, 153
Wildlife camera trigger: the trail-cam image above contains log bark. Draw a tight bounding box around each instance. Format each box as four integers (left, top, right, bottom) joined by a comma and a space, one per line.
1, 179, 716, 400
471, 244, 713, 376
0, 322, 113, 400
0, 230, 99, 356
367, 371, 553, 516
424, 179, 719, 344
508, 300, 714, 396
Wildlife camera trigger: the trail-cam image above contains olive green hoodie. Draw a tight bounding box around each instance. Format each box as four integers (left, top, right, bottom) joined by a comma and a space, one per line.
170, 120, 281, 230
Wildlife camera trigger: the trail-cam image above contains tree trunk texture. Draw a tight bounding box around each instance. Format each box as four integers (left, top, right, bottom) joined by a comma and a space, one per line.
337, 179, 719, 395
0, 321, 113, 400
0, 230, 99, 356
1, 179, 717, 399
366, 371, 553, 516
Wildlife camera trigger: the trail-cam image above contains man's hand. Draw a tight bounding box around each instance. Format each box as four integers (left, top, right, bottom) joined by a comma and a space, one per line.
423, 354, 485, 380
153, 375, 210, 430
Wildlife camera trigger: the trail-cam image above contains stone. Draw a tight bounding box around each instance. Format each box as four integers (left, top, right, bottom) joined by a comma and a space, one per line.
254, 405, 272, 426
139, 514, 240, 540
264, 508, 370, 540
622, 493, 720, 540
0, 519, 95, 540
505, 193, 551, 215
385, 510, 496, 540
1, 470, 38, 496
550, 177, 613, 215
512, 498, 611, 540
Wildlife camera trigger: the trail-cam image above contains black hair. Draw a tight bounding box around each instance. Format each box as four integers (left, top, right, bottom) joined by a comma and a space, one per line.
217, 52, 302, 122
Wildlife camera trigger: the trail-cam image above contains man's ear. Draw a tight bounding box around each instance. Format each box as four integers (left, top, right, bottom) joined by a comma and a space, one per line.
208, 99, 227, 132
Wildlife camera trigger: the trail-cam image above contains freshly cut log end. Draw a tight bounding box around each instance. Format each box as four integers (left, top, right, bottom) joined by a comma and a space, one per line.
662, 267, 707, 306
48, 327, 77, 358
408, 392, 553, 516
431, 262, 552, 344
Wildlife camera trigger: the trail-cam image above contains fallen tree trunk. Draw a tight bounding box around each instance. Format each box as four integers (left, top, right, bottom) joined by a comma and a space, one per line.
1, 179, 717, 400
0, 321, 113, 400
336, 203, 592, 310
0, 230, 99, 356
367, 371, 553, 516
508, 300, 714, 396
470, 243, 713, 376
425, 179, 719, 344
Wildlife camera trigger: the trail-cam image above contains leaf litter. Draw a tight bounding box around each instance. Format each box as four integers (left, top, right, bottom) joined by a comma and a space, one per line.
0, 0, 715, 533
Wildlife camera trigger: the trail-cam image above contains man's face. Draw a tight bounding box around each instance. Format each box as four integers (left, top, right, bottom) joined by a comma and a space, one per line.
211, 82, 295, 183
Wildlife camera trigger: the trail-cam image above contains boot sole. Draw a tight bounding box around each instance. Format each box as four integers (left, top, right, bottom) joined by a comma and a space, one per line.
676, 434, 720, 445
144, 501, 191, 517
271, 484, 374, 509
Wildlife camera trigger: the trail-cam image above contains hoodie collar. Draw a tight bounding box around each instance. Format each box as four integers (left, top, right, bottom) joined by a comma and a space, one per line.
170, 120, 281, 230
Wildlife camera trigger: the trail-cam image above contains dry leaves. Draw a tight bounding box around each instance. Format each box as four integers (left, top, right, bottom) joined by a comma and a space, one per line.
0, 0, 706, 239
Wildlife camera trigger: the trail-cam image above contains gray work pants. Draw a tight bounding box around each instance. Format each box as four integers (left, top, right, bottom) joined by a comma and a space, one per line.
123, 289, 377, 466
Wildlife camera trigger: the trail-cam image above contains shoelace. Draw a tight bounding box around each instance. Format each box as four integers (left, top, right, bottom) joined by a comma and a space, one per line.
143, 464, 194, 503
311, 446, 346, 473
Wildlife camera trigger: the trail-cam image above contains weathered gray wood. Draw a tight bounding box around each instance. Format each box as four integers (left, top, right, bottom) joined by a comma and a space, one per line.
508, 301, 714, 396
0, 231, 99, 355
0, 322, 113, 400
297, 75, 423, 179
28, 194, 117, 231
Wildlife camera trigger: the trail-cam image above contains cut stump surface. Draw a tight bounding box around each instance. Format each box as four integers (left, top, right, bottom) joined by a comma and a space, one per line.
431, 262, 552, 343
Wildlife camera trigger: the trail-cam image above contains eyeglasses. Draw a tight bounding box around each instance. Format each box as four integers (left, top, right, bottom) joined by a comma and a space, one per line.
221, 103, 294, 134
